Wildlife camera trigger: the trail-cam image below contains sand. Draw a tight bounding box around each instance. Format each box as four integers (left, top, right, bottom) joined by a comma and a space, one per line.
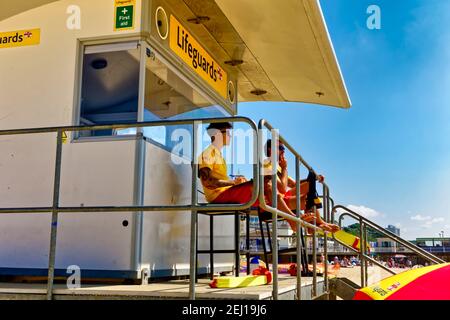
335, 266, 407, 287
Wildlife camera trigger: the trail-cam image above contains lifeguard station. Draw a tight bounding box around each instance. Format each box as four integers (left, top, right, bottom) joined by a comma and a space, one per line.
0, 0, 444, 300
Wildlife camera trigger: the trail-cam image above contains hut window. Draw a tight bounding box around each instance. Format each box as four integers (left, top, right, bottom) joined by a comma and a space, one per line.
78, 42, 140, 137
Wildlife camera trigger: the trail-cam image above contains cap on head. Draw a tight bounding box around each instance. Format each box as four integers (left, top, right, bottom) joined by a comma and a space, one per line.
206, 122, 233, 136
265, 138, 285, 156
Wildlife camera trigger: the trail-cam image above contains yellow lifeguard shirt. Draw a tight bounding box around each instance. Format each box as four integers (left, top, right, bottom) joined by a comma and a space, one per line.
198, 144, 232, 202
263, 158, 282, 176
263, 159, 296, 187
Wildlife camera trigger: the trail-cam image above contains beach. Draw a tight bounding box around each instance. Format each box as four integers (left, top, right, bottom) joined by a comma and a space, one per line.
335, 266, 407, 286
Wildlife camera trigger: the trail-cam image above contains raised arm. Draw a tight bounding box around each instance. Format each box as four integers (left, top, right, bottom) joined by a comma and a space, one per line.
287, 176, 297, 188
287, 175, 324, 188
277, 154, 289, 193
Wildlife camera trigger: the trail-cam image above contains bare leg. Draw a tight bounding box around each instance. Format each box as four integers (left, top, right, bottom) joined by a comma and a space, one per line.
264, 180, 299, 232
286, 195, 306, 211
286, 181, 309, 198
308, 209, 339, 233
285, 194, 339, 233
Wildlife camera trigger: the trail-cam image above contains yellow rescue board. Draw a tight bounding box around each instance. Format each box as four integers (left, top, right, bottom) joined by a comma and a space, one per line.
209, 275, 269, 288
318, 229, 371, 252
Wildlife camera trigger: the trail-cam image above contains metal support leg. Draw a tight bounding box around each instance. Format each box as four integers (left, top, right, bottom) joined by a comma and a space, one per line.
259, 211, 269, 267
312, 206, 317, 298
323, 230, 329, 297
189, 211, 198, 299
246, 212, 250, 275
295, 159, 302, 300
266, 222, 272, 252
323, 185, 329, 296
210, 215, 214, 280
189, 121, 199, 300
300, 227, 308, 276
272, 216, 279, 300
46, 130, 63, 300
363, 224, 368, 287
359, 219, 366, 288
195, 216, 199, 283
235, 212, 240, 277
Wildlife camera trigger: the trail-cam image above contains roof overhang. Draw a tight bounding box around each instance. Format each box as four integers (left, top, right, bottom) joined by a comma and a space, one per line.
1, 0, 351, 109
0, 0, 59, 22
213, 0, 351, 108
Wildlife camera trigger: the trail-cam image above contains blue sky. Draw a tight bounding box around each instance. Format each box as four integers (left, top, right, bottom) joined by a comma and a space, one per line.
237, 0, 450, 240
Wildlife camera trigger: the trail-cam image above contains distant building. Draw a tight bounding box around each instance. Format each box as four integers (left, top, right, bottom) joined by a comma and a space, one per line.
411, 237, 450, 248
386, 225, 400, 236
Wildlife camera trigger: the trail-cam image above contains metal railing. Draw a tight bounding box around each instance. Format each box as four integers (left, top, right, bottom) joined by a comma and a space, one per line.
331, 205, 445, 287
0, 116, 260, 300
257, 120, 332, 300
0, 116, 335, 300
415, 246, 450, 253
358, 247, 412, 254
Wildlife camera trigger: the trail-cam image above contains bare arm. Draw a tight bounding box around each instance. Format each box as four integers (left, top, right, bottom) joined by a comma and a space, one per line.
287, 176, 296, 188
278, 155, 289, 193
199, 167, 236, 189
288, 176, 322, 188
277, 168, 288, 194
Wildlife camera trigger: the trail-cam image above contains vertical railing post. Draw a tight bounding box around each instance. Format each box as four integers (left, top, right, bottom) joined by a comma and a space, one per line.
295, 158, 302, 300
359, 218, 366, 288
363, 223, 368, 287
246, 212, 250, 275
271, 129, 279, 300
234, 212, 240, 277
210, 215, 214, 280
326, 188, 331, 224
132, 41, 148, 276
322, 185, 329, 295
132, 132, 145, 279
312, 206, 317, 298
189, 122, 199, 300
46, 129, 63, 300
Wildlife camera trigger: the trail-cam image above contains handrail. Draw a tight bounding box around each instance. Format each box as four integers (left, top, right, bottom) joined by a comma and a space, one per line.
330, 235, 396, 276
257, 119, 330, 300
0, 117, 254, 136
0, 116, 259, 300
331, 204, 445, 288
0, 116, 334, 301
0, 117, 259, 214
333, 205, 445, 265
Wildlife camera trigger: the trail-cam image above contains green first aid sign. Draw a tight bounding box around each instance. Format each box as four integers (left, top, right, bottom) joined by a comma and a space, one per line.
114, 0, 135, 31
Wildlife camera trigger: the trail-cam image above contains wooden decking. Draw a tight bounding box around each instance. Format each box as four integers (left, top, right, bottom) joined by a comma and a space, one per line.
0, 274, 325, 300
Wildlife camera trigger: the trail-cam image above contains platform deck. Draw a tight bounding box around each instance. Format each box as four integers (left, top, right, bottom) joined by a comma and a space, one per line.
0, 274, 325, 300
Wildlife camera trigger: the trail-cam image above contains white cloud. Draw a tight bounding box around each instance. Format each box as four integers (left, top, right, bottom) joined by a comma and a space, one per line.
341, 205, 381, 219
411, 214, 431, 221
411, 215, 446, 229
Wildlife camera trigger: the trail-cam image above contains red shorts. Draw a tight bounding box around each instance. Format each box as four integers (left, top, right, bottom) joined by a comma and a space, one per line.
212, 181, 261, 207
284, 189, 295, 202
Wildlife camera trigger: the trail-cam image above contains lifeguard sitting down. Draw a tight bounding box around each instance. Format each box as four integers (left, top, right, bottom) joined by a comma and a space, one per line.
198, 122, 296, 226
264, 139, 340, 233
